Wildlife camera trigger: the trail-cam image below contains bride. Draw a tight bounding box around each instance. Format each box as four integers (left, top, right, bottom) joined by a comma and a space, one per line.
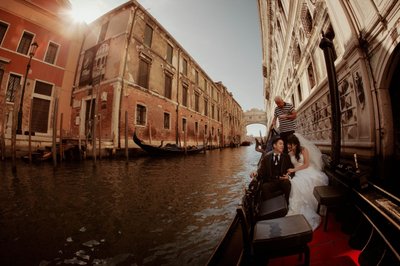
286, 133, 329, 230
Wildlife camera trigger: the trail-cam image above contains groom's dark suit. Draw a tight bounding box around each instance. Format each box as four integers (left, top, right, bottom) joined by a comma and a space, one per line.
257, 151, 294, 204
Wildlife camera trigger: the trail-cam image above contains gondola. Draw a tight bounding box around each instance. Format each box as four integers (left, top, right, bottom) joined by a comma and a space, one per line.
21, 149, 52, 163
240, 141, 252, 146
207, 31, 400, 265
133, 131, 205, 156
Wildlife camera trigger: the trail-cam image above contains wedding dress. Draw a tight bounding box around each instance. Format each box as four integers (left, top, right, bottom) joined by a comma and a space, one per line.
287, 133, 329, 230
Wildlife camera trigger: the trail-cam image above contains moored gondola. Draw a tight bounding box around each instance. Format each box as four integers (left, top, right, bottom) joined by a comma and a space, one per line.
133, 131, 205, 156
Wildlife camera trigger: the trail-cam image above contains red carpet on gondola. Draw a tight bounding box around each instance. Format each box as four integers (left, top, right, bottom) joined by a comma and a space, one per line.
268, 214, 362, 266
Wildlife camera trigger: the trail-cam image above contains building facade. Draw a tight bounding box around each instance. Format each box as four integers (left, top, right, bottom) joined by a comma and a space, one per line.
0, 0, 84, 156
258, 0, 400, 173
70, 1, 244, 152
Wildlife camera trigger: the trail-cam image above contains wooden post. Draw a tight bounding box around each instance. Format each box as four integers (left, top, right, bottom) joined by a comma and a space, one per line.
148, 121, 152, 144
87, 88, 95, 160
1, 108, 7, 161
203, 129, 206, 152
125, 111, 128, 161
11, 84, 22, 173
28, 98, 33, 163
93, 108, 97, 164
78, 114, 82, 160
52, 98, 58, 167
59, 113, 63, 162
184, 129, 187, 155
98, 114, 102, 160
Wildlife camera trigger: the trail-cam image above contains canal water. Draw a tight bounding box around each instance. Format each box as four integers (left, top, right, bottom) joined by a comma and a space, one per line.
0, 146, 261, 266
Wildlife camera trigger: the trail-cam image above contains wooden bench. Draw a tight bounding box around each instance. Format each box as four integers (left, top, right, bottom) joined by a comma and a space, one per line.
313, 185, 345, 231
248, 178, 288, 222
239, 182, 313, 265
237, 204, 313, 265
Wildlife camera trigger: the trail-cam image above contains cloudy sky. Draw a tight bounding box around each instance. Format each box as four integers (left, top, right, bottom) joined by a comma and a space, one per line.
69, 0, 266, 136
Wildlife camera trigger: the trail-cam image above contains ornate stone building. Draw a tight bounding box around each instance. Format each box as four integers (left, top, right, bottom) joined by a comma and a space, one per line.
258, 0, 400, 172
70, 1, 244, 152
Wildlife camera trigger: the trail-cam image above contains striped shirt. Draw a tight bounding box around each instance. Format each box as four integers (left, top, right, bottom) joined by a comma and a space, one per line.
274, 102, 296, 133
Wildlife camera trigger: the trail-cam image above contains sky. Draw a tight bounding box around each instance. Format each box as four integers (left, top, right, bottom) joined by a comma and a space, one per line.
68, 0, 267, 136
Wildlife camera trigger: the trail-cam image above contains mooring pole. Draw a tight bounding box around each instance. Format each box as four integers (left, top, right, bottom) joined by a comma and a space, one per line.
319, 31, 341, 167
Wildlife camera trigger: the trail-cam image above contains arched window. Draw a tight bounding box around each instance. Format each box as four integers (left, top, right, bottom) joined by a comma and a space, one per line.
301, 4, 313, 36
308, 63, 316, 89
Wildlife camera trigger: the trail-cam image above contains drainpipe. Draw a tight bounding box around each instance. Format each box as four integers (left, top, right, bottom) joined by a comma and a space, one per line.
319, 30, 341, 167
175, 49, 180, 145
118, 3, 138, 149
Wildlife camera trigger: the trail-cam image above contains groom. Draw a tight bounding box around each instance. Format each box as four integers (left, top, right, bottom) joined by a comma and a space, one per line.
252, 136, 294, 204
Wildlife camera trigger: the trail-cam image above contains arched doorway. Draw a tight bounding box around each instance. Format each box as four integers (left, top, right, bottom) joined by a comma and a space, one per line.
389, 47, 400, 164
378, 44, 400, 193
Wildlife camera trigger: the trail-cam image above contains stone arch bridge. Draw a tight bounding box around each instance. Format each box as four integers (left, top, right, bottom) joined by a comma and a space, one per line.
243, 108, 268, 127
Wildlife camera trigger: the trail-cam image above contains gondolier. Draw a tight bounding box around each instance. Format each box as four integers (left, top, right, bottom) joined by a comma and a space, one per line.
271, 96, 297, 153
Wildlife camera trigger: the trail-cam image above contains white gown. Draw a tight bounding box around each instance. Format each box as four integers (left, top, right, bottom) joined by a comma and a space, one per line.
287, 153, 329, 230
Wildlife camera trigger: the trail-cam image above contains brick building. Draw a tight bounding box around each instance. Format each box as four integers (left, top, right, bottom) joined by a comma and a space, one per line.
70, 1, 244, 153
0, 0, 84, 156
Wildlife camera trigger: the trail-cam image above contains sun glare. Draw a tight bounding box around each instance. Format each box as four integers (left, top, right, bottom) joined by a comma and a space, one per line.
68, 2, 101, 24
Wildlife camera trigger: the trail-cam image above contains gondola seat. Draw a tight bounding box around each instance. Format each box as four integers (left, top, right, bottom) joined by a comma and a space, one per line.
313, 185, 345, 231
248, 178, 288, 221
237, 205, 313, 265
256, 194, 288, 221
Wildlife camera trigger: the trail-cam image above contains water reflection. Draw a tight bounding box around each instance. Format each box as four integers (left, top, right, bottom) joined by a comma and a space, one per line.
0, 146, 261, 265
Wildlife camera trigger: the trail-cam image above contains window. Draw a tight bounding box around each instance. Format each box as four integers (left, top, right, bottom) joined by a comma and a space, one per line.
6, 74, 21, 102
195, 121, 198, 134
0, 21, 8, 45
144, 24, 153, 47
98, 21, 109, 43
217, 107, 220, 121
297, 84, 302, 102
164, 74, 172, 99
136, 104, 146, 125
164, 112, 170, 129
204, 78, 207, 91
204, 98, 208, 116
31, 81, 53, 133
182, 84, 188, 107
301, 5, 313, 35
182, 58, 187, 76
31, 98, 50, 133
278, 0, 286, 18
17, 32, 34, 55
204, 124, 208, 135
34, 80, 53, 96
166, 43, 173, 64
182, 118, 186, 132
85, 99, 95, 137
211, 104, 215, 119
195, 70, 199, 85
138, 58, 150, 89
194, 93, 200, 112
44, 42, 59, 64
295, 44, 301, 63
308, 63, 315, 88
